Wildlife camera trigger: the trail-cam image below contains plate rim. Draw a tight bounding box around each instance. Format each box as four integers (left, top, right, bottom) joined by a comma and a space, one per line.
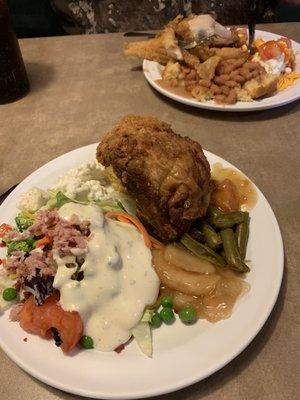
0, 143, 284, 399
143, 29, 300, 112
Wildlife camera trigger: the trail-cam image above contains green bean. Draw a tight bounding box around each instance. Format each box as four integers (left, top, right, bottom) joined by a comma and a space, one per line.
211, 211, 245, 229
199, 221, 222, 250
206, 205, 222, 219
189, 227, 205, 243
181, 234, 227, 267
235, 212, 250, 260
220, 229, 250, 273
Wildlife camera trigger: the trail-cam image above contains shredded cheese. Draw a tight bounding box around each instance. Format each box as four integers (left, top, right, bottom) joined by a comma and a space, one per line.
277, 72, 300, 91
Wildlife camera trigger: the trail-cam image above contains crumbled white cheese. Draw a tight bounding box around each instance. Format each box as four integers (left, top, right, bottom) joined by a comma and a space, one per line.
18, 187, 49, 213
52, 160, 114, 202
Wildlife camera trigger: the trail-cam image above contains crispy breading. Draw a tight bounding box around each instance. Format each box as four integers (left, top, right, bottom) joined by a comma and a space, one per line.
211, 47, 248, 60
124, 37, 170, 64
182, 50, 220, 81
97, 115, 212, 242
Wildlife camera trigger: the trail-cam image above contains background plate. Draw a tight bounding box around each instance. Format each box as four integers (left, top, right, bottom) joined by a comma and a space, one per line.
0, 144, 283, 399
143, 30, 300, 112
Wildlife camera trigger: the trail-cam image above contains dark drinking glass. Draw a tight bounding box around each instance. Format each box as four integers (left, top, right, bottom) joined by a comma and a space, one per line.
0, 0, 29, 104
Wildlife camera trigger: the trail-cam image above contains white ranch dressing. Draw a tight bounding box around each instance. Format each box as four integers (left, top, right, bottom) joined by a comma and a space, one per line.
53, 203, 159, 351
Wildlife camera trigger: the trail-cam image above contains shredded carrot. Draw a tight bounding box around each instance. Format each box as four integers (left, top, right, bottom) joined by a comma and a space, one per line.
35, 236, 52, 248
149, 235, 164, 250
105, 211, 164, 249
277, 71, 300, 91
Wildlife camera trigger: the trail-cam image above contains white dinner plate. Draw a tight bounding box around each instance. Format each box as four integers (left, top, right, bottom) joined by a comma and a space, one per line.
143, 30, 300, 112
0, 144, 283, 399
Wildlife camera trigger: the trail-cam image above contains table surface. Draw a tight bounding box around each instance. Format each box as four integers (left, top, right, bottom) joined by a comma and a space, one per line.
0, 22, 299, 400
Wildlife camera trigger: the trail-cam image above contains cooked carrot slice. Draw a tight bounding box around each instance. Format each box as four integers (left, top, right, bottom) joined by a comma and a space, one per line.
35, 236, 52, 248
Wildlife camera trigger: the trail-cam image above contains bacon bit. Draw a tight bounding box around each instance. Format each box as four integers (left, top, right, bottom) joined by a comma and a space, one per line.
35, 236, 52, 248
114, 344, 125, 354
0, 223, 13, 238
0, 259, 7, 266
0, 241, 6, 247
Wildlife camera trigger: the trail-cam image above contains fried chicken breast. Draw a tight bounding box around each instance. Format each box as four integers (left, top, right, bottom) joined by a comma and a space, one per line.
96, 115, 211, 242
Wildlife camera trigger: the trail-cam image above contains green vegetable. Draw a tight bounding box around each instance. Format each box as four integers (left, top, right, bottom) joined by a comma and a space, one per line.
220, 229, 250, 273
55, 191, 89, 209
211, 211, 245, 229
141, 308, 155, 323
7, 237, 35, 256
206, 205, 222, 220
198, 221, 222, 250
2, 287, 18, 301
160, 307, 175, 324
80, 335, 94, 349
15, 212, 34, 232
179, 306, 197, 324
235, 212, 250, 260
160, 295, 173, 308
96, 200, 125, 212
181, 234, 227, 267
116, 201, 126, 211
189, 228, 205, 244
150, 312, 162, 328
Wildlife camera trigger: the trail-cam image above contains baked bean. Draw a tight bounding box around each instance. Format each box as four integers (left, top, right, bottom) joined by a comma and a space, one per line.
233, 74, 246, 84
230, 69, 241, 78
214, 74, 230, 85
223, 64, 236, 74
233, 59, 245, 68
226, 89, 237, 104
225, 80, 239, 88
239, 68, 252, 80
244, 61, 259, 71
221, 85, 230, 95
250, 70, 259, 78
210, 83, 222, 95
214, 94, 227, 104
183, 67, 191, 74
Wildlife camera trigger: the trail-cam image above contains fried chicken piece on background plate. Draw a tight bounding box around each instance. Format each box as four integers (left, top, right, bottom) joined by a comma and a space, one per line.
97, 115, 212, 242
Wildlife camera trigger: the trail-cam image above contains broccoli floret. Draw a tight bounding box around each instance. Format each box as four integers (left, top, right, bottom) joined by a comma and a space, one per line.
7, 237, 35, 256
15, 212, 34, 232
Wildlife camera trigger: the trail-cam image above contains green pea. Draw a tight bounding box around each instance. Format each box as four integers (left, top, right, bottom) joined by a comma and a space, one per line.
150, 312, 162, 328
160, 295, 173, 308
160, 307, 175, 324
179, 306, 197, 324
2, 287, 17, 301
80, 335, 94, 349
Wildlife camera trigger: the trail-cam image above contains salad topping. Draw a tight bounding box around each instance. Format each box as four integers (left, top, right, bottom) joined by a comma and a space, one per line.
53, 203, 160, 352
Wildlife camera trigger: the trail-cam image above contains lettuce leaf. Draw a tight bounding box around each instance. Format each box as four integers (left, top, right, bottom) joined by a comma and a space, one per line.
132, 321, 153, 358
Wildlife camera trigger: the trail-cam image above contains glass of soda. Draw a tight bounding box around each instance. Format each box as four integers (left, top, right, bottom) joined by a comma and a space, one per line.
0, 0, 30, 104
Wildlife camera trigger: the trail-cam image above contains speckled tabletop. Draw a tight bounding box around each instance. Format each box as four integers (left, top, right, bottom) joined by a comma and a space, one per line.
0, 22, 300, 400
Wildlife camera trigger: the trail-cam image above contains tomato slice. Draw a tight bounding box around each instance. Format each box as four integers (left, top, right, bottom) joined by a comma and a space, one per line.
258, 40, 283, 61
0, 223, 13, 238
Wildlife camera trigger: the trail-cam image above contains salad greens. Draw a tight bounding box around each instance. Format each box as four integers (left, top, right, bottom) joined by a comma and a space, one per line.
15, 211, 34, 232
7, 237, 35, 256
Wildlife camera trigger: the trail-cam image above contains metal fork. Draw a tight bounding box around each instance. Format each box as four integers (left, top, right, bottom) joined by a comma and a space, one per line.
248, 0, 261, 54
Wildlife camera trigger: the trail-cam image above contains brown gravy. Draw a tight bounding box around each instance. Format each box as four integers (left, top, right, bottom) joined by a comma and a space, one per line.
155, 79, 193, 99
211, 163, 258, 211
